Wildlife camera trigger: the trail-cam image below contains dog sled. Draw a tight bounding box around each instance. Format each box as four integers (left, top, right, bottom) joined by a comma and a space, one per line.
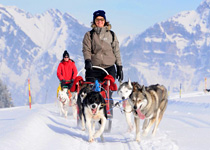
70, 66, 118, 133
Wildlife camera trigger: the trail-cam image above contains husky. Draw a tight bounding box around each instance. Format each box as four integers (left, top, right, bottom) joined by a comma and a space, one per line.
81, 91, 107, 142
77, 84, 93, 131
129, 84, 168, 142
117, 79, 141, 132
70, 92, 78, 119
58, 88, 70, 118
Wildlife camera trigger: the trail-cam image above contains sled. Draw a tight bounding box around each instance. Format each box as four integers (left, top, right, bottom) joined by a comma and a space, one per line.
71, 66, 117, 133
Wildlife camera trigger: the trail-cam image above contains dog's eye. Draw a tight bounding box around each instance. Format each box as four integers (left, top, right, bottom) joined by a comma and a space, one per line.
138, 99, 142, 102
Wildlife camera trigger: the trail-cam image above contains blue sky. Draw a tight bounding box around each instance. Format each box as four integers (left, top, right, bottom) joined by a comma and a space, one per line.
0, 0, 203, 41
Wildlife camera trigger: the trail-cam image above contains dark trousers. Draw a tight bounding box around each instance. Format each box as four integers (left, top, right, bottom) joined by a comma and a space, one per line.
85, 65, 116, 100
85, 65, 116, 82
61, 82, 73, 90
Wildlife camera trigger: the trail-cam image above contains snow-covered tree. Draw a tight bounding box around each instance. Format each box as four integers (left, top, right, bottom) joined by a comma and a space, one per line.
0, 79, 14, 108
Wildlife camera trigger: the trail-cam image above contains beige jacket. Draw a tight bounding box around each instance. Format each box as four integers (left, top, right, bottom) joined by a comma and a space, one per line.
82, 25, 122, 68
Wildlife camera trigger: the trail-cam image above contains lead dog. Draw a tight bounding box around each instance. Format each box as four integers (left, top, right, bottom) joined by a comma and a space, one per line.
130, 84, 168, 142
117, 79, 141, 132
82, 91, 107, 142
58, 88, 70, 118
77, 84, 92, 130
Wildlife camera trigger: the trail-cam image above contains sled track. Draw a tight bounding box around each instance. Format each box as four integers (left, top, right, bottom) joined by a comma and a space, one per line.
166, 114, 210, 128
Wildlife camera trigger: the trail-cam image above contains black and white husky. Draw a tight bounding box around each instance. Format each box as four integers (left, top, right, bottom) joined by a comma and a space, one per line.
81, 91, 107, 142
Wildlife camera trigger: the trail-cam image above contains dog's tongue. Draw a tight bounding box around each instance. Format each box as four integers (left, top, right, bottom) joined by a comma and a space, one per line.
136, 109, 145, 119
92, 108, 97, 114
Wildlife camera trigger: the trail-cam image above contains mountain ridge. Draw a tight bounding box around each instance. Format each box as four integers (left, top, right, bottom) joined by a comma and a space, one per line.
1, 1, 210, 106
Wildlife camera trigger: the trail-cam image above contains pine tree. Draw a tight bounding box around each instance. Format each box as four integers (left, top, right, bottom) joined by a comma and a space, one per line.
0, 79, 14, 108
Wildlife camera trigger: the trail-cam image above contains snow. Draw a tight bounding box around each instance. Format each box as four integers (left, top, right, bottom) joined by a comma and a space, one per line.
154, 50, 165, 54
145, 37, 162, 43
0, 91, 210, 150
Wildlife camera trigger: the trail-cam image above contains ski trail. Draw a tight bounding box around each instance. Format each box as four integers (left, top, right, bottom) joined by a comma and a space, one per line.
166, 114, 210, 128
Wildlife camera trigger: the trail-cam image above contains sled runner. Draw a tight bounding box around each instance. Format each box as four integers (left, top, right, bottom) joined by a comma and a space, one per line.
71, 66, 117, 133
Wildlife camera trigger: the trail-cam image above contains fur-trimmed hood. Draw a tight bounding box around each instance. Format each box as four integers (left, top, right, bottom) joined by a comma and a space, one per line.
91, 22, 112, 30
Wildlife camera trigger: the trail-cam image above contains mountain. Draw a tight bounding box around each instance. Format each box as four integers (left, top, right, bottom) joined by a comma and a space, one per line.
121, 0, 210, 93
0, 5, 89, 106
0, 0, 210, 106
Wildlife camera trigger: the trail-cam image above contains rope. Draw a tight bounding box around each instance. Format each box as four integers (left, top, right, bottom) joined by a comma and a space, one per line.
106, 98, 129, 114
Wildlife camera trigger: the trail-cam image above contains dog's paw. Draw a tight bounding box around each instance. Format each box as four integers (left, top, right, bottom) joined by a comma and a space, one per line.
81, 127, 85, 131
88, 137, 94, 142
136, 138, 141, 142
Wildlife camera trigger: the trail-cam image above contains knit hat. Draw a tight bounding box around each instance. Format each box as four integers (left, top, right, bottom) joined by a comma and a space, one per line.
93, 10, 106, 23
63, 50, 69, 58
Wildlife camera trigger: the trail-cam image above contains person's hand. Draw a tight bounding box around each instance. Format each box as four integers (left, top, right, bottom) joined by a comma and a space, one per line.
116, 65, 123, 82
61, 79, 66, 83
85, 59, 92, 70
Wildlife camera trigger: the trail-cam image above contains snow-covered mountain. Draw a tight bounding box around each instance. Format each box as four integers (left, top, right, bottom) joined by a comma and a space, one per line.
0, 4, 89, 106
0, 0, 210, 106
121, 0, 210, 93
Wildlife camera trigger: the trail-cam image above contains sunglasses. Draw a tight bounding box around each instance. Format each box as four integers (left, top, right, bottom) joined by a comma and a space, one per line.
95, 18, 105, 22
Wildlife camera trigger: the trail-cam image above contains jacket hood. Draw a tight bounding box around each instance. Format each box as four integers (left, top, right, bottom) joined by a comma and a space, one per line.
91, 23, 111, 30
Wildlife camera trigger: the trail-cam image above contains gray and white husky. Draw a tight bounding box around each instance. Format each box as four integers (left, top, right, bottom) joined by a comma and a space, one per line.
117, 79, 141, 132
130, 84, 168, 142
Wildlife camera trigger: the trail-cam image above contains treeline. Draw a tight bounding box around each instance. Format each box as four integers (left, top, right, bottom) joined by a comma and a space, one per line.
0, 79, 14, 108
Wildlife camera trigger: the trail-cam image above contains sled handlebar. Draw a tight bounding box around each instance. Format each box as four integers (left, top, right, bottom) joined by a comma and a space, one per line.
77, 66, 109, 76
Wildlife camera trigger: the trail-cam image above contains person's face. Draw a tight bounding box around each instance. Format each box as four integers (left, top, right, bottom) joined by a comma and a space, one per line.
95, 16, 105, 27
64, 55, 69, 61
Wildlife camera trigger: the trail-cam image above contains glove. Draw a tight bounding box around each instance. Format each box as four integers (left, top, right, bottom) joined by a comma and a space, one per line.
71, 79, 74, 83
116, 65, 123, 82
85, 59, 92, 70
61, 79, 66, 83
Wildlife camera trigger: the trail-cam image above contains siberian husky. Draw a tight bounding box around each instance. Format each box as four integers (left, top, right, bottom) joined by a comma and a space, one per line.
82, 91, 107, 142
70, 92, 78, 119
77, 84, 92, 131
58, 88, 70, 118
117, 79, 141, 132
129, 84, 168, 142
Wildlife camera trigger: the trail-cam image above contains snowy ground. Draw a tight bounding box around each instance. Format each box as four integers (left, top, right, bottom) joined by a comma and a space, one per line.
0, 91, 210, 150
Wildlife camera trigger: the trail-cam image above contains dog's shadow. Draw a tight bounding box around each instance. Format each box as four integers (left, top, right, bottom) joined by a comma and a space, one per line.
47, 116, 87, 141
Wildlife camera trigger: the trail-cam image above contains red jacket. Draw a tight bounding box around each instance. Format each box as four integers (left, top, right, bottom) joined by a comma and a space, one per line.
57, 60, 78, 83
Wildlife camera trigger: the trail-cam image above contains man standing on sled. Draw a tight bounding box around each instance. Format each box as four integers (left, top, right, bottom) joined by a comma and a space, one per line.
82, 10, 124, 115
57, 50, 78, 99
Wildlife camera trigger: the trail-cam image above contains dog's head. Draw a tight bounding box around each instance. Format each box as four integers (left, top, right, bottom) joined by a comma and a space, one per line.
130, 85, 148, 111
84, 91, 104, 115
79, 84, 92, 103
58, 88, 69, 103
117, 79, 133, 100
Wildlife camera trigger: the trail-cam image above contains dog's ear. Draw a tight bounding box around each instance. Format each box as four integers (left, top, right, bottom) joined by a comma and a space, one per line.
142, 85, 146, 93
128, 78, 132, 88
